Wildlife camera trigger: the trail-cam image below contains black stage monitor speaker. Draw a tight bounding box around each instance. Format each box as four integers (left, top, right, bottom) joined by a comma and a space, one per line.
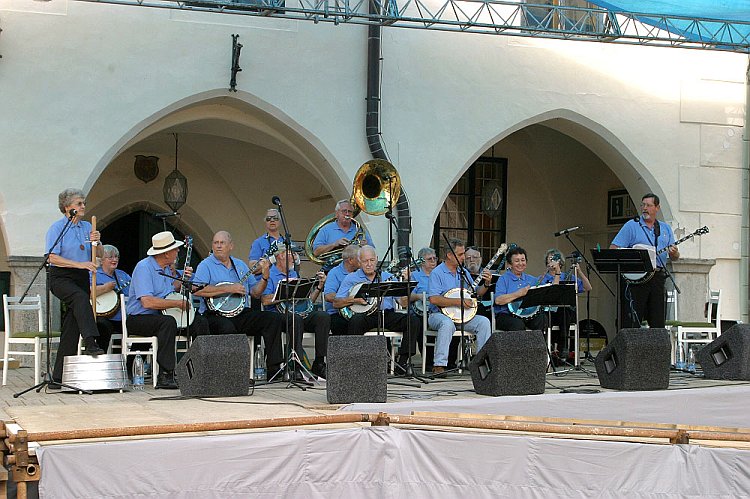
327, 335, 388, 404
697, 324, 750, 381
594, 328, 671, 391
469, 331, 547, 396
176, 334, 250, 397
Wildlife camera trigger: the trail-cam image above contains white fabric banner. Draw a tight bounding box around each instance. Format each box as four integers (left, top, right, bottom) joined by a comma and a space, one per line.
37, 426, 750, 498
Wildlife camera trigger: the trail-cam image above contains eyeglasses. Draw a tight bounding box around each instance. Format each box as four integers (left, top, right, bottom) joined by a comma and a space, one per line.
265, 216, 280, 222
424, 257, 437, 261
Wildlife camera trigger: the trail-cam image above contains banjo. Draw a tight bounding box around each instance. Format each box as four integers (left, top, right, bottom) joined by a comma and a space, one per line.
94, 275, 130, 318
623, 226, 709, 284
206, 242, 278, 317
440, 244, 507, 324
163, 236, 195, 328
339, 281, 380, 319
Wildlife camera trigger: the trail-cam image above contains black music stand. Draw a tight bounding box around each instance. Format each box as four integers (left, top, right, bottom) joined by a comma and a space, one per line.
519, 283, 576, 373
270, 278, 316, 387
591, 249, 652, 331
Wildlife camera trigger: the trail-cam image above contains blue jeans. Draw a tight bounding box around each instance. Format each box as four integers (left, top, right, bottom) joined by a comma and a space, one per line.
428, 313, 491, 367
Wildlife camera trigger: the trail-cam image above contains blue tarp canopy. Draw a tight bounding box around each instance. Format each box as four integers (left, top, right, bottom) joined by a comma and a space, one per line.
589, 1, 750, 46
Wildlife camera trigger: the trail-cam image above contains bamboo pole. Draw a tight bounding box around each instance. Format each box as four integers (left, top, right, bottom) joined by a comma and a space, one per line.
90, 215, 97, 317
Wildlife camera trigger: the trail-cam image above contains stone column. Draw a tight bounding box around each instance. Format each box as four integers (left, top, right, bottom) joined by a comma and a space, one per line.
668, 258, 716, 322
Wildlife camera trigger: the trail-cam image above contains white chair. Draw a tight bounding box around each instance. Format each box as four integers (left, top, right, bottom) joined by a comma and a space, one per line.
671, 289, 722, 364
120, 294, 160, 387
421, 292, 474, 374
2, 294, 61, 386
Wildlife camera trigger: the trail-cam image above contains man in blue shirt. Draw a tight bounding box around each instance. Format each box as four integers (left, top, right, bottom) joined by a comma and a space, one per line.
335, 246, 421, 367
262, 244, 330, 379
312, 199, 374, 257
194, 231, 284, 379
323, 244, 360, 336
127, 231, 209, 389
248, 208, 284, 270
493, 246, 546, 332
427, 239, 492, 376
610, 193, 679, 328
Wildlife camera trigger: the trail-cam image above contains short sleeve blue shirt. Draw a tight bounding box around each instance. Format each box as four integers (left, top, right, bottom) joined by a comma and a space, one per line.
248, 233, 284, 261
45, 216, 93, 264
611, 218, 675, 268
323, 263, 350, 314
493, 270, 539, 315
93, 268, 131, 321
427, 263, 473, 314
312, 222, 374, 251
539, 272, 584, 293
194, 254, 255, 314
262, 265, 299, 311
411, 269, 431, 296
127, 256, 180, 316
336, 269, 395, 310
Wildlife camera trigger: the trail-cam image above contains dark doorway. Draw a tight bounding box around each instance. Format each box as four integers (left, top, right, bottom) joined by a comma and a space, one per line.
100, 211, 202, 274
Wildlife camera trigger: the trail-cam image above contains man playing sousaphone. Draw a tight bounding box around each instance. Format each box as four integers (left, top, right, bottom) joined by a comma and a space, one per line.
312, 199, 374, 257
193, 231, 285, 380
334, 245, 421, 368
261, 244, 330, 379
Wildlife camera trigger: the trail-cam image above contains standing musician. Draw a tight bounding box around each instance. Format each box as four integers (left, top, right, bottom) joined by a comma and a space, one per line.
493, 246, 546, 332
323, 245, 360, 336
464, 246, 494, 320
46, 188, 106, 387
92, 244, 131, 350
248, 208, 284, 271
334, 245, 421, 366
539, 248, 592, 361
427, 239, 492, 376
193, 231, 285, 379
610, 193, 679, 328
312, 199, 374, 257
127, 231, 208, 389
261, 244, 330, 379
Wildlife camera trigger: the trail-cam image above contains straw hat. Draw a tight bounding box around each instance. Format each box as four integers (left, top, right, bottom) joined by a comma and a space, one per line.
147, 231, 184, 256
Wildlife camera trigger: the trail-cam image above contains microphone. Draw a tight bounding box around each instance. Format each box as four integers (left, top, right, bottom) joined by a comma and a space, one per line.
68, 208, 77, 218
553, 226, 579, 237
272, 196, 282, 207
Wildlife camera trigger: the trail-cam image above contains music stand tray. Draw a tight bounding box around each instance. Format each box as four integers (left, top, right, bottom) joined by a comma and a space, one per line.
591, 249, 653, 274
519, 283, 576, 309
273, 278, 316, 303
353, 281, 413, 299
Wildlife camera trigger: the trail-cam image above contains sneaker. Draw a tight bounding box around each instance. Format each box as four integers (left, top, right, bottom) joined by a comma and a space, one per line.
311, 360, 327, 379
84, 337, 105, 356
156, 371, 178, 389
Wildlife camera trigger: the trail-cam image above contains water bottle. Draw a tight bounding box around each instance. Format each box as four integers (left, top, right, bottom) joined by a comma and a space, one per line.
675, 346, 686, 371
687, 347, 697, 374
133, 353, 145, 390
254, 344, 266, 380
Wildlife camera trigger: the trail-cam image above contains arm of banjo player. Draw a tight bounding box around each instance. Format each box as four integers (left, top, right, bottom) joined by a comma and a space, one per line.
194, 283, 246, 298
493, 286, 529, 306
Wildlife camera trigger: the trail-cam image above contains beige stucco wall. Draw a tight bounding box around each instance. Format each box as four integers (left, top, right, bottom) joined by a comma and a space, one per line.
0, 1, 746, 324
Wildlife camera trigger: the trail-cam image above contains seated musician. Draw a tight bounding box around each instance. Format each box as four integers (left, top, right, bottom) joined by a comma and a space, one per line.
334, 245, 421, 367
193, 231, 284, 380
407, 247, 438, 308
539, 249, 592, 362
127, 231, 209, 389
464, 246, 493, 320
323, 245, 360, 336
493, 246, 546, 331
248, 208, 284, 271
312, 199, 374, 257
261, 244, 330, 379
91, 244, 131, 351
427, 239, 492, 376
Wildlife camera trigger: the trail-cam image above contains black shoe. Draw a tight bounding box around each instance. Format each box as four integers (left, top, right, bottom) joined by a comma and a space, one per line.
156, 371, 178, 389
48, 380, 62, 390
397, 355, 410, 367
291, 369, 304, 382
84, 337, 105, 356
311, 360, 327, 379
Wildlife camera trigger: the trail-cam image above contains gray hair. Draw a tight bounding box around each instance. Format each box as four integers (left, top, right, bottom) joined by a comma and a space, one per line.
58, 188, 85, 214
335, 199, 353, 211
357, 245, 376, 260
417, 247, 436, 260
102, 245, 120, 259
342, 244, 360, 260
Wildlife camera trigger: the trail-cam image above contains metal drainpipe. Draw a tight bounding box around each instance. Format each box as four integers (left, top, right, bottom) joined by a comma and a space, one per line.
366, 20, 411, 260
742, 56, 750, 323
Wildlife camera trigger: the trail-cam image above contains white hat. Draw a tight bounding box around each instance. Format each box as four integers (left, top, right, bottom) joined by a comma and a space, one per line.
147, 231, 184, 256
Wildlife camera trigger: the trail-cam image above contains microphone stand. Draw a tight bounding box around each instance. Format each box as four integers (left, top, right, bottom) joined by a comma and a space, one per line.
15, 212, 89, 396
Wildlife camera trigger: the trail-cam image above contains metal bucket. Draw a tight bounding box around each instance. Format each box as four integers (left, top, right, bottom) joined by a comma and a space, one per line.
61, 354, 129, 391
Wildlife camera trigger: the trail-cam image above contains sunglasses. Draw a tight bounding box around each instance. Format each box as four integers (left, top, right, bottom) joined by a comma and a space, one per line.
265, 216, 280, 222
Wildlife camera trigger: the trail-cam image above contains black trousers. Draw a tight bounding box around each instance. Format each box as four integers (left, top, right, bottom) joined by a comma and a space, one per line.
50, 267, 101, 381
94, 317, 118, 351
125, 314, 179, 372
348, 310, 422, 357
204, 308, 284, 369
549, 308, 577, 354
495, 311, 546, 332
329, 313, 350, 337
621, 271, 667, 329
281, 311, 330, 362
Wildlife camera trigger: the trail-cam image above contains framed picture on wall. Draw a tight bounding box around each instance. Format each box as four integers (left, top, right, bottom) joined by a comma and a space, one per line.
607, 189, 637, 226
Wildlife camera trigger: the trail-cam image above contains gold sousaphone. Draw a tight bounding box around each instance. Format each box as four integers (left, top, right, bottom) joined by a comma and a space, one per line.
305, 159, 401, 267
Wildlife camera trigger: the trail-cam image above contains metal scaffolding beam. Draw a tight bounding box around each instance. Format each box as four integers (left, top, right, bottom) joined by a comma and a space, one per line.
75, 0, 750, 52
